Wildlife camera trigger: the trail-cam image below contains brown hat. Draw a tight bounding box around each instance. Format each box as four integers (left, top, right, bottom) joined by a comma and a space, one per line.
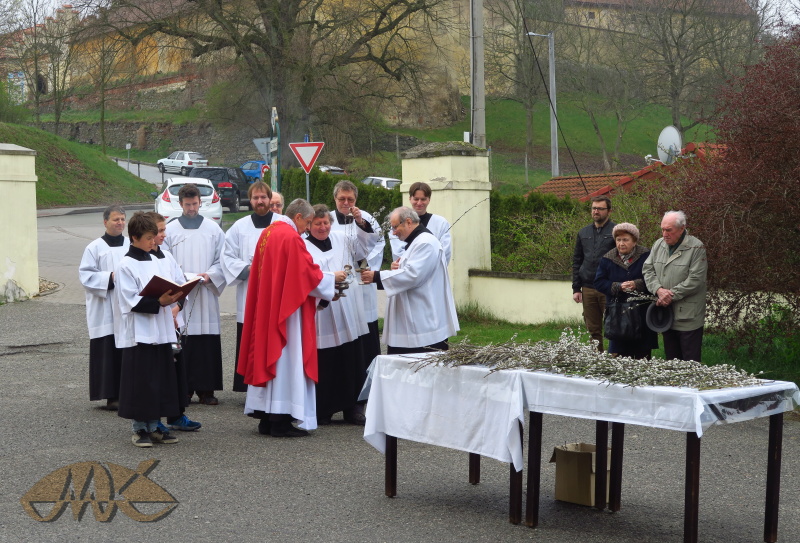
613, 222, 640, 241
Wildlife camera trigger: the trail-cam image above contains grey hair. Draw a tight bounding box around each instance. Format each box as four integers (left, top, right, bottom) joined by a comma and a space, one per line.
392, 206, 420, 225
103, 205, 126, 220
333, 180, 358, 199
285, 198, 314, 220
663, 210, 687, 228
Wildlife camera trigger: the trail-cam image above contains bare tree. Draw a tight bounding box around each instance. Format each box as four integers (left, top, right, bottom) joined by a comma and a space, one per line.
43, 6, 81, 137
558, 10, 646, 171
72, 0, 455, 158
73, 17, 133, 152
607, 0, 773, 136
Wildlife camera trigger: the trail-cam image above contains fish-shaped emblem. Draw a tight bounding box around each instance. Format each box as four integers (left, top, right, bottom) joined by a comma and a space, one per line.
20, 459, 178, 522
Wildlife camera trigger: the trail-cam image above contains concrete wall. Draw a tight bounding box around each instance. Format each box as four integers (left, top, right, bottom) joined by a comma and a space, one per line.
400, 142, 492, 306
468, 271, 583, 325
0, 144, 39, 302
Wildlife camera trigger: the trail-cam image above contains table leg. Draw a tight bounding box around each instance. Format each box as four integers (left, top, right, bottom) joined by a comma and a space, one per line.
595, 420, 609, 510
609, 422, 625, 512
385, 435, 397, 498
764, 412, 783, 543
469, 453, 480, 485
509, 420, 523, 525
526, 412, 543, 528
684, 432, 701, 543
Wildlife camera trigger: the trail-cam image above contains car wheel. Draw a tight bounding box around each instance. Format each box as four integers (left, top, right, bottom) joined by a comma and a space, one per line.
229, 195, 240, 213
180, 166, 189, 176
158, 163, 165, 173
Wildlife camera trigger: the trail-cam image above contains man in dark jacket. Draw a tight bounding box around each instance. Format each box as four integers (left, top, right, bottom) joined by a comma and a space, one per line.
572, 196, 616, 351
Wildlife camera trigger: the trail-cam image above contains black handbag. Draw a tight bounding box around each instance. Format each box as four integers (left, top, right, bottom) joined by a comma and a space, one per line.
604, 297, 644, 342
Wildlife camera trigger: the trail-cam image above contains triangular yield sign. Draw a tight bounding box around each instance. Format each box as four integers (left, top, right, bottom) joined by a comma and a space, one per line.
289, 142, 325, 174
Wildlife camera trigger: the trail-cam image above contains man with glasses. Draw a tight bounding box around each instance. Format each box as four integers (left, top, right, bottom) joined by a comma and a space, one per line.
329, 181, 382, 423
270, 191, 284, 213
222, 182, 292, 392
360, 206, 458, 354
572, 196, 616, 351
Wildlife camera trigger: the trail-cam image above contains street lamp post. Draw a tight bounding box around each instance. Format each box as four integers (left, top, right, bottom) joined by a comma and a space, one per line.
527, 31, 559, 177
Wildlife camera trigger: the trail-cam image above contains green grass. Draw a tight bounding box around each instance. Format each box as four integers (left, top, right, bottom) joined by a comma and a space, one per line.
0, 123, 156, 207
453, 307, 798, 386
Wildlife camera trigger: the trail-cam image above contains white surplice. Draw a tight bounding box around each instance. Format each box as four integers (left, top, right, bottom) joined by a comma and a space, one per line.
222, 213, 292, 323
164, 217, 226, 335
79, 236, 130, 339
380, 231, 459, 348
114, 251, 177, 348
389, 213, 451, 264
304, 230, 368, 349
329, 210, 383, 322
243, 219, 336, 430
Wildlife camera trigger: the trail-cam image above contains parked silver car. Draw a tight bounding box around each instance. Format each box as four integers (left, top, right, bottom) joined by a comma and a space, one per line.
360, 176, 401, 189
157, 151, 209, 175
153, 177, 223, 224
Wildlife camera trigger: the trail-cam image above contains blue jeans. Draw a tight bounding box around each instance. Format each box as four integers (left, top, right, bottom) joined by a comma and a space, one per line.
132, 420, 159, 433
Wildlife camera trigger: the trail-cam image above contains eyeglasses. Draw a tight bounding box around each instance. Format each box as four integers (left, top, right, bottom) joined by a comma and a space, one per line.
591, 207, 608, 211
336, 197, 356, 204
270, 203, 283, 209
390, 223, 401, 232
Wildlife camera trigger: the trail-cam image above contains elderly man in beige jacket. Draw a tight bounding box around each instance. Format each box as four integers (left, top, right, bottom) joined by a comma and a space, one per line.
643, 210, 707, 361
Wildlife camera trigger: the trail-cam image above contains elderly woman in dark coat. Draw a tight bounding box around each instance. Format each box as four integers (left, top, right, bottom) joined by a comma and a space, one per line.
594, 222, 659, 359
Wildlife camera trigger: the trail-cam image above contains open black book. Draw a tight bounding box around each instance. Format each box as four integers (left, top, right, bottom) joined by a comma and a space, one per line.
139, 275, 202, 304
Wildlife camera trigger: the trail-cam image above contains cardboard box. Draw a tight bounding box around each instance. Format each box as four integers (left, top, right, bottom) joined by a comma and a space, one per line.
549, 443, 611, 507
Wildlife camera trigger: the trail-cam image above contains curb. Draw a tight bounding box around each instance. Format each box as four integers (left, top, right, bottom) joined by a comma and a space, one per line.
37, 203, 153, 218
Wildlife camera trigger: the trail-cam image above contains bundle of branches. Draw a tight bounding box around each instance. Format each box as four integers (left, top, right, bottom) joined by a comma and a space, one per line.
412, 329, 764, 390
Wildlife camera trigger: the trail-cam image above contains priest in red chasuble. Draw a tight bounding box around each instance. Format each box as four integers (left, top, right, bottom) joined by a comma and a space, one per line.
238, 199, 347, 437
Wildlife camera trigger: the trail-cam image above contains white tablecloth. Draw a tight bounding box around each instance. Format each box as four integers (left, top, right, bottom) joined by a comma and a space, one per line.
363, 355, 525, 470
363, 355, 800, 472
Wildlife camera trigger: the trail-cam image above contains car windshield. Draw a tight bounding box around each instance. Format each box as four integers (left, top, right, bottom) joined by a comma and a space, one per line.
168, 184, 214, 197
187, 153, 207, 161
191, 169, 226, 182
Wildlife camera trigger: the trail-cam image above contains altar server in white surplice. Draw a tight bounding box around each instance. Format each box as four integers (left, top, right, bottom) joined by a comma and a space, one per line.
239, 199, 344, 438
328, 181, 383, 367
304, 204, 370, 425
361, 206, 459, 355
164, 183, 227, 406
222, 181, 293, 392
79, 205, 130, 411
389, 181, 451, 265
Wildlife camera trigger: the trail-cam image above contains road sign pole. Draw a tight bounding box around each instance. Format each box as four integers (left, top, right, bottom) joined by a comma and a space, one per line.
305, 172, 310, 201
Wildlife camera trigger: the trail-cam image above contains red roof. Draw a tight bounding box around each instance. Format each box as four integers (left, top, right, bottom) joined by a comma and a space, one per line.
532, 172, 627, 200
533, 142, 723, 201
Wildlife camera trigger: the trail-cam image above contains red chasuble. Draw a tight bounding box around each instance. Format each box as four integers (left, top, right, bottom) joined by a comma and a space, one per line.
237, 221, 324, 386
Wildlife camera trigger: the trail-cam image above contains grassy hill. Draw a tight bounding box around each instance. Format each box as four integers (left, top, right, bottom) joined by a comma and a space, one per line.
41, 94, 714, 198
0, 123, 155, 208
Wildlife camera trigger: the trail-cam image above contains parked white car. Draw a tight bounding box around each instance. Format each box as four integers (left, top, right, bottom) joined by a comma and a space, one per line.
157, 151, 209, 175
360, 176, 401, 189
153, 177, 223, 224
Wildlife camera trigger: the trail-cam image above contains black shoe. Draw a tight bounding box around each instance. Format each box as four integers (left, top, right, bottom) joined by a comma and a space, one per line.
131, 430, 153, 448
270, 421, 309, 438
103, 399, 119, 411
257, 419, 272, 435
317, 415, 332, 425
343, 405, 366, 426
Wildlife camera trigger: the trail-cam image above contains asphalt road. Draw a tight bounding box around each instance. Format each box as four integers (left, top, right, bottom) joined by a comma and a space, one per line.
0, 211, 797, 542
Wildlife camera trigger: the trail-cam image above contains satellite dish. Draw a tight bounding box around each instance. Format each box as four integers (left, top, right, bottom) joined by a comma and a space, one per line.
657, 126, 682, 165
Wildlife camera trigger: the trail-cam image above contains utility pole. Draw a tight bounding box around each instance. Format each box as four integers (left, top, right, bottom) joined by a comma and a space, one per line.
470, 0, 486, 149
527, 31, 559, 177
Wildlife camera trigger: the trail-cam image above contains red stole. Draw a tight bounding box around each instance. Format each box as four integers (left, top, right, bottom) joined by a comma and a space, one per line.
237, 221, 324, 386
